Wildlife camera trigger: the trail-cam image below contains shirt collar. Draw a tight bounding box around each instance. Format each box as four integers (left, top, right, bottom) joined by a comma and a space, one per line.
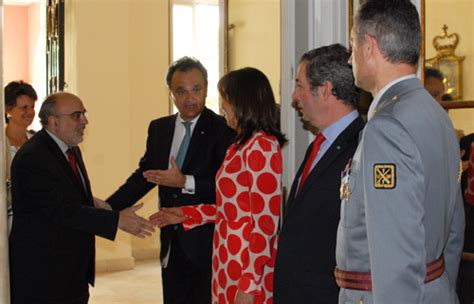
176, 112, 201, 126
367, 74, 416, 120
321, 110, 359, 144
45, 128, 70, 154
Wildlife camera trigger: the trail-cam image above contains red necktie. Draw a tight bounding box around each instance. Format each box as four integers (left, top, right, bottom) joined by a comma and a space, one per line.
298, 133, 325, 192
66, 149, 82, 182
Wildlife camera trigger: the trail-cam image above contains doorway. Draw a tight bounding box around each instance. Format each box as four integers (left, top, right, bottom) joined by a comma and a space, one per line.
3, 0, 47, 131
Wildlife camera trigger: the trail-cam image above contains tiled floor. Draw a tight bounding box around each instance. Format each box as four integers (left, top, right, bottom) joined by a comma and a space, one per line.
90, 259, 163, 304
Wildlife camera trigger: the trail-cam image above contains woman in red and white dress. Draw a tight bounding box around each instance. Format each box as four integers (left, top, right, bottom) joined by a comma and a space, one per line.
150, 67, 286, 304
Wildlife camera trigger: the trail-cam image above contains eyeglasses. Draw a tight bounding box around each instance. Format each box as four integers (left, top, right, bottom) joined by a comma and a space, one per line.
57, 110, 87, 121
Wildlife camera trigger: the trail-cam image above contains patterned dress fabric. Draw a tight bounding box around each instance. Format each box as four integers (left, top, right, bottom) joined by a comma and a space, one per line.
182, 131, 282, 304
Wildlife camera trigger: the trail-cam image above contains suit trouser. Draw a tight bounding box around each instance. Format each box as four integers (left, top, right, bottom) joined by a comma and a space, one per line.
161, 231, 212, 304
10, 292, 89, 304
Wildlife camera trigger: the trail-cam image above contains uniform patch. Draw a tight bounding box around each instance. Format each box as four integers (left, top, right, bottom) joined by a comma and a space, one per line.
374, 164, 396, 189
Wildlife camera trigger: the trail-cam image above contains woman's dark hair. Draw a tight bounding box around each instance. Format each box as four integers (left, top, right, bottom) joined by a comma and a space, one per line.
4, 80, 38, 123
425, 67, 444, 81
218, 67, 287, 148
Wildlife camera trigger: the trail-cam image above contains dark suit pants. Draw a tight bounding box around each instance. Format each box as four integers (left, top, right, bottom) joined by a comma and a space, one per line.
161, 231, 211, 304
11, 292, 89, 304
274, 268, 339, 304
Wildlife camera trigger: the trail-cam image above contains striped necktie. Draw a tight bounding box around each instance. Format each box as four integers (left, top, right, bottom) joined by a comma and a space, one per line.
176, 122, 192, 169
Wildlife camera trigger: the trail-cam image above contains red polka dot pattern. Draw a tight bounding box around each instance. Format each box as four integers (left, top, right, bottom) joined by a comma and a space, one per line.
257, 172, 278, 194
213, 232, 219, 249
269, 195, 280, 216
202, 205, 217, 217
227, 259, 242, 281
258, 215, 276, 236
213, 256, 219, 272
225, 155, 242, 174
218, 293, 226, 304
219, 177, 237, 198
251, 193, 265, 214
237, 192, 250, 212
249, 233, 267, 254
218, 269, 227, 288
253, 256, 268, 276
260, 137, 274, 151
228, 219, 246, 230
227, 234, 242, 255
219, 218, 228, 239
183, 131, 282, 304
270, 153, 283, 174
237, 171, 252, 187
224, 203, 237, 221
248, 150, 266, 172
264, 272, 274, 292
219, 245, 229, 264
226, 285, 238, 303
182, 206, 203, 223
242, 223, 252, 241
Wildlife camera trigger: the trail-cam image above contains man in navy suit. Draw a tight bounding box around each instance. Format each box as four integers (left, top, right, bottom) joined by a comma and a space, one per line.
274, 44, 364, 304
107, 57, 234, 304
9, 92, 153, 304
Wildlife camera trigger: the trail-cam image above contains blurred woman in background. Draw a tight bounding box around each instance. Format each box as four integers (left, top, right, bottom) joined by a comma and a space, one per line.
4, 80, 37, 233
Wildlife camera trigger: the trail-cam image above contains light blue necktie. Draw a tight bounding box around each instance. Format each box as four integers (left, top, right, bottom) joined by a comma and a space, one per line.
176, 122, 192, 169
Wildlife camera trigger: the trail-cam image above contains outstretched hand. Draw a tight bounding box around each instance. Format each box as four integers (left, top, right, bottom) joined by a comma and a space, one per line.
118, 203, 155, 238
235, 290, 254, 304
149, 207, 186, 228
143, 157, 186, 188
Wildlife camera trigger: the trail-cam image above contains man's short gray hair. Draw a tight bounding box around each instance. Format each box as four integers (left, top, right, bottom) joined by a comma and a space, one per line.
39, 93, 60, 126
300, 44, 360, 108
354, 0, 421, 66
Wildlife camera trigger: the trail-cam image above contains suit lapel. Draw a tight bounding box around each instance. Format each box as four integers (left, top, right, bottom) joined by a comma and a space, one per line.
155, 115, 176, 168
71, 147, 94, 203
285, 117, 364, 215
286, 144, 312, 206
39, 130, 90, 202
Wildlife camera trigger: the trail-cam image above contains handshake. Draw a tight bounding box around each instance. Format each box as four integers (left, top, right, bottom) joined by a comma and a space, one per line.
93, 197, 186, 238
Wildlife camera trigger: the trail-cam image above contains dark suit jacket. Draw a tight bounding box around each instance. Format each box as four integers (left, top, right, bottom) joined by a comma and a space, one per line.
9, 129, 119, 303
107, 107, 234, 268
274, 116, 365, 304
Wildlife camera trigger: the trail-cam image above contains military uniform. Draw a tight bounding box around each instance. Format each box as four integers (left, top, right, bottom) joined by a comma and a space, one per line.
336, 77, 465, 303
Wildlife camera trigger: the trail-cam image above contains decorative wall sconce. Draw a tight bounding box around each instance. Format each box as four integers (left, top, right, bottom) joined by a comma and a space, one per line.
426, 25, 465, 100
